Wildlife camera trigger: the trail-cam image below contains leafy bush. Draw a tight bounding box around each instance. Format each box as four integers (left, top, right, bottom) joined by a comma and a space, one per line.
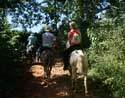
87, 18, 125, 98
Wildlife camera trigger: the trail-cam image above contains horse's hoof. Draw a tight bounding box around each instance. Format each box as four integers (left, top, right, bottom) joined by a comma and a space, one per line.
85, 91, 89, 96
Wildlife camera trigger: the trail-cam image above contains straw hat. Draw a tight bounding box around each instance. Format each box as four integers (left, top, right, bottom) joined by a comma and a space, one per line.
44, 25, 51, 32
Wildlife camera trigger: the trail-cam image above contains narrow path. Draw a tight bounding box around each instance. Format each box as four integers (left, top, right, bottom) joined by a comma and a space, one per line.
21, 64, 73, 98
12, 63, 89, 98
10, 62, 105, 98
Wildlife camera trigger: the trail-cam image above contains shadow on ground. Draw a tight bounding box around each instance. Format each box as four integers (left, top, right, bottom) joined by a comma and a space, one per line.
0, 62, 111, 98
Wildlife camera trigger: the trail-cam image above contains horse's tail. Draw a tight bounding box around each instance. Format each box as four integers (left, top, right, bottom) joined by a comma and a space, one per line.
74, 50, 88, 76
76, 55, 84, 74
81, 51, 88, 75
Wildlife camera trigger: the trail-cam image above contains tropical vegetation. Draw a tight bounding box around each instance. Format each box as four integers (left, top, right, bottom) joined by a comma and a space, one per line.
0, 0, 124, 98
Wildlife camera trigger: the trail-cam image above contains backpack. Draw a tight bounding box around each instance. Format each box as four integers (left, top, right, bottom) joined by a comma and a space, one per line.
70, 32, 81, 45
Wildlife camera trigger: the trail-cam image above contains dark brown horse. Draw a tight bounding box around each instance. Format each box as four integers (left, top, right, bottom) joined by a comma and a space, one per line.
40, 48, 55, 79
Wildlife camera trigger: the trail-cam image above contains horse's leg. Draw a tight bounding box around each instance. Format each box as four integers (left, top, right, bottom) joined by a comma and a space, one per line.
71, 64, 77, 92
71, 64, 77, 80
35, 55, 38, 63
33, 52, 36, 63
46, 66, 51, 79
43, 66, 47, 78
29, 52, 33, 64
36, 53, 41, 63
84, 76, 88, 96
38, 52, 41, 63
35, 49, 39, 63
33, 51, 36, 63
82, 53, 88, 95
31, 54, 34, 64
46, 65, 52, 79
46, 66, 49, 79
26, 48, 31, 64
68, 66, 72, 76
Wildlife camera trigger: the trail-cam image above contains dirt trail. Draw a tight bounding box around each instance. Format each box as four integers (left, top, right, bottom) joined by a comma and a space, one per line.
13, 63, 86, 98
11, 62, 101, 98
27, 64, 71, 98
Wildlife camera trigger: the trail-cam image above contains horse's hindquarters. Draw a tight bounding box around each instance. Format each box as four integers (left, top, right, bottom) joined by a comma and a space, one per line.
26, 45, 36, 64
70, 50, 88, 78
69, 50, 88, 95
40, 49, 54, 79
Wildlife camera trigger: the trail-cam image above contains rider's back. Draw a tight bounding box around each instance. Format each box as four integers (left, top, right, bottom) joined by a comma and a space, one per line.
27, 35, 37, 46
42, 32, 56, 48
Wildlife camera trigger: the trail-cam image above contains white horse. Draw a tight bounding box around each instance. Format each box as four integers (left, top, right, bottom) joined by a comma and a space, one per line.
26, 45, 36, 64
66, 41, 88, 95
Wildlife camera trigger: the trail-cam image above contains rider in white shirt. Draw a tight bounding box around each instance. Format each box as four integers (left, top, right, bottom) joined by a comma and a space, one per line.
27, 33, 38, 47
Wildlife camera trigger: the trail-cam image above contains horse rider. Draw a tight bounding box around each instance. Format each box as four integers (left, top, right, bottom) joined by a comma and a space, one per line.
41, 24, 56, 53
26, 32, 38, 57
63, 21, 82, 70
27, 32, 38, 47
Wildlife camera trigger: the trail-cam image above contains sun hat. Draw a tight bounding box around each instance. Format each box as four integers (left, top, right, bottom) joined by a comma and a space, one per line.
44, 25, 51, 32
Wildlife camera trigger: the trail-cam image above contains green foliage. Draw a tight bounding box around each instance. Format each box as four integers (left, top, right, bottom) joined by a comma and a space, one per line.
9, 0, 43, 30
88, 18, 125, 98
0, 0, 30, 9
0, 30, 23, 64
0, 30, 26, 95
56, 20, 70, 53
0, 13, 26, 74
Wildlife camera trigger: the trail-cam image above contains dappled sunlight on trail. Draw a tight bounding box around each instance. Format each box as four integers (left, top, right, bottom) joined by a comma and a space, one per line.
3, 61, 107, 98
29, 64, 70, 78
21, 64, 72, 98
